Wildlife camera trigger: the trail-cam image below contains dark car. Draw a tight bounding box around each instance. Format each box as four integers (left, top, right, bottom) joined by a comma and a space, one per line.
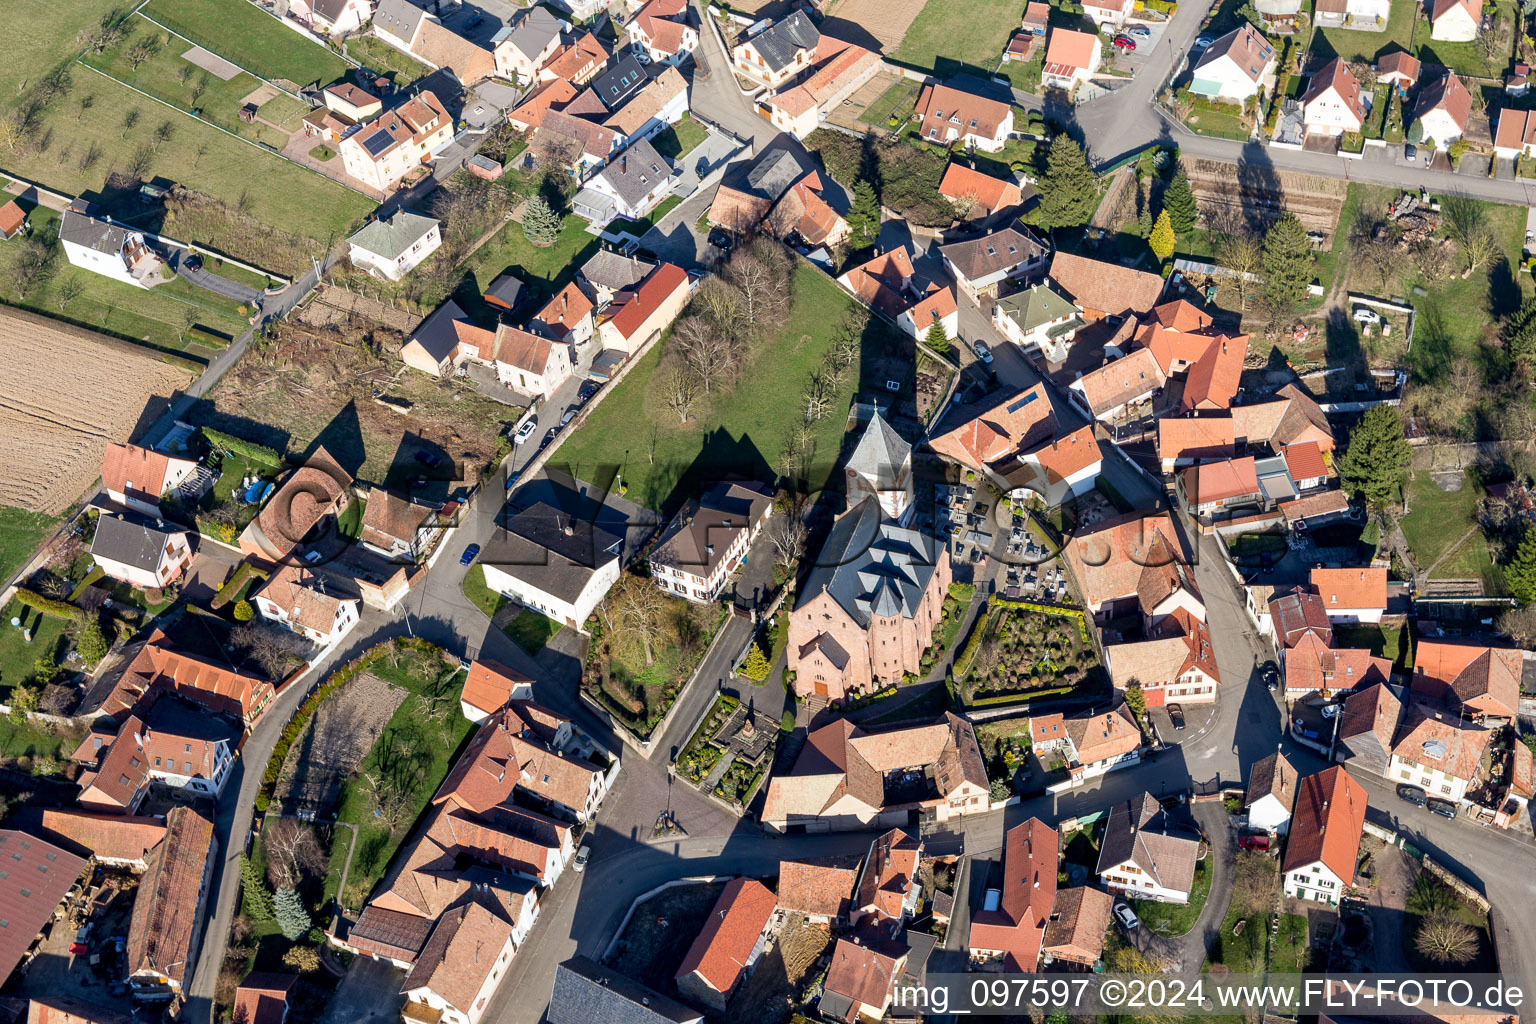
1426, 798, 1457, 819
463, 12, 484, 28
541, 426, 559, 449
414, 450, 443, 468
460, 543, 480, 566
708, 229, 734, 251
1397, 784, 1428, 806
1168, 703, 1186, 730
578, 381, 599, 403
1261, 660, 1280, 691
183, 253, 203, 271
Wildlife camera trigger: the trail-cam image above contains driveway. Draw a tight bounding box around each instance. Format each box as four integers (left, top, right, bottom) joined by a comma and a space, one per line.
173, 256, 262, 308
318, 955, 406, 1024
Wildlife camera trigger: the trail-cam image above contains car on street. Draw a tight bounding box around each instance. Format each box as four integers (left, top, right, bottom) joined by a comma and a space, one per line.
578, 381, 599, 403
1353, 307, 1381, 324
1128, 24, 1151, 36
1260, 660, 1280, 691
1167, 703, 1186, 730
973, 341, 993, 364
561, 407, 577, 427
1427, 798, 1458, 819
460, 543, 480, 566
542, 426, 559, 449
513, 419, 537, 445
1397, 784, 1428, 806
574, 844, 592, 871
414, 450, 443, 468
708, 229, 734, 252
1239, 834, 1271, 851
1113, 903, 1140, 932
1113, 34, 1137, 49
1194, 34, 1214, 46
183, 253, 203, 271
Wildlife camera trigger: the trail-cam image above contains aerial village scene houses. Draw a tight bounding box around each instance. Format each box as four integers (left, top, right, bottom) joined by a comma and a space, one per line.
9, 0, 1536, 1020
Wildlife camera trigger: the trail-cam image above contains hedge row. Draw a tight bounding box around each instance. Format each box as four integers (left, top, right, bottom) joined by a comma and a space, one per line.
987, 595, 1091, 643
14, 588, 87, 623
254, 636, 444, 812
67, 567, 106, 603
212, 562, 267, 610
203, 427, 285, 469
830, 685, 897, 712
967, 683, 1077, 708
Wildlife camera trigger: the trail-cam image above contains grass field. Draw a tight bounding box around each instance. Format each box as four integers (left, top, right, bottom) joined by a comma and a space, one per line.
461, 567, 562, 656
553, 263, 901, 512
653, 118, 708, 163
438, 206, 603, 316
0, 714, 78, 766
0, 507, 63, 588
1131, 858, 1212, 936
1334, 622, 1416, 670
1400, 469, 1482, 570
893, 0, 1018, 76
0, 206, 249, 355
344, 33, 431, 84
0, 599, 72, 698
1309, 0, 1420, 63
1417, 0, 1511, 78
141, 0, 351, 85
859, 79, 921, 127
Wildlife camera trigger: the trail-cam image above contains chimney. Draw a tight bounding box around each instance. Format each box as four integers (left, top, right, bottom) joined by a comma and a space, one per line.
621, 155, 627, 174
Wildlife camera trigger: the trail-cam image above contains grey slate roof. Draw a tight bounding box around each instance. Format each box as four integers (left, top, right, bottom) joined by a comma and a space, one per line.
349, 210, 439, 261
846, 411, 912, 485
592, 56, 650, 109
91, 512, 183, 572
484, 272, 525, 308
59, 209, 137, 255
748, 9, 820, 72
374, 0, 428, 40
506, 4, 563, 59
490, 501, 624, 602
744, 149, 805, 201
580, 250, 656, 292
796, 497, 942, 626
549, 956, 703, 1024
1096, 791, 1200, 892
592, 137, 673, 208
939, 222, 1049, 282
409, 298, 471, 363
145, 694, 241, 746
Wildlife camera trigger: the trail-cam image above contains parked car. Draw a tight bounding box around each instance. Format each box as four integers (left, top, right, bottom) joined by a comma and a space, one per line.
183, 253, 203, 271
463, 12, 483, 28
1426, 798, 1458, 819
460, 543, 480, 566
561, 407, 577, 427
973, 341, 993, 364
1113, 903, 1140, 932
1238, 834, 1271, 851
1194, 33, 1214, 46
1113, 34, 1137, 50
1397, 784, 1428, 806
513, 419, 537, 445
574, 844, 592, 871
578, 381, 599, 403
1167, 703, 1186, 730
708, 229, 734, 251
415, 450, 444, 468
1128, 24, 1151, 37
1261, 660, 1280, 691
1353, 307, 1381, 324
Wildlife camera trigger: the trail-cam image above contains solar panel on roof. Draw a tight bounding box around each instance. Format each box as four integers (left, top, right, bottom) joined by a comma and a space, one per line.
361, 128, 395, 157
1006, 392, 1038, 413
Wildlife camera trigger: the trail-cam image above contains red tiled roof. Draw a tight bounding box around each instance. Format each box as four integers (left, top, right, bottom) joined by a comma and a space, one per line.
233, 972, 298, 1024
1283, 441, 1328, 481
915, 82, 1010, 141
256, 563, 354, 636
1182, 455, 1260, 504
0, 200, 25, 237
0, 831, 88, 985
1411, 642, 1522, 718
1302, 58, 1366, 123
966, 818, 1056, 970
1310, 567, 1387, 611
778, 858, 860, 920
1268, 588, 1332, 648
126, 807, 215, 989
675, 878, 777, 995
939, 163, 1023, 214
97, 630, 275, 722
460, 659, 533, 717
1283, 632, 1391, 695
1049, 252, 1165, 318
1414, 71, 1472, 132
608, 262, 688, 340
534, 282, 596, 337
509, 78, 578, 130
36, 809, 166, 865
1028, 424, 1102, 482
100, 443, 192, 505
1043, 28, 1097, 72
1158, 416, 1235, 464
856, 828, 921, 922
928, 383, 1057, 468
1282, 765, 1367, 882
1182, 333, 1248, 411
433, 701, 598, 815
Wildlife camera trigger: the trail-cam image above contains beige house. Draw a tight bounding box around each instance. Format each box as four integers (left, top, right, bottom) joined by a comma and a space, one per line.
488, 324, 573, 399
732, 10, 820, 88
340, 91, 453, 191
100, 442, 200, 517
89, 512, 192, 590
595, 262, 690, 353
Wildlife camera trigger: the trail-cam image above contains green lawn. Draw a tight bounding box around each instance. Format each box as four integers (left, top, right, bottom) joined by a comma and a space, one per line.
1400, 469, 1481, 569
1310, 0, 1420, 63
1273, 913, 1310, 971
344, 33, 432, 84
893, 0, 1018, 76
1186, 98, 1252, 141
553, 262, 902, 511
0, 208, 249, 356
606, 195, 683, 237
1333, 622, 1416, 669
1417, 0, 1511, 77
1000, 53, 1045, 95
1206, 902, 1269, 972
461, 566, 561, 655
337, 497, 364, 539
435, 204, 602, 318
0, 507, 62, 589
858, 79, 921, 127
0, 715, 78, 767
142, 0, 351, 85
332, 644, 476, 908
653, 118, 708, 162
1131, 858, 1212, 936
0, 600, 73, 698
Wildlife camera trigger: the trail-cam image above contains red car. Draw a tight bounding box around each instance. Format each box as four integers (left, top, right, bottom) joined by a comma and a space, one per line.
1239, 834, 1271, 851
1113, 34, 1137, 50
69, 942, 89, 955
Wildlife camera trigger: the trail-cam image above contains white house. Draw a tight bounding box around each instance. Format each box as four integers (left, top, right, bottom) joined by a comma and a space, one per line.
290, 0, 373, 36
1029, 706, 1142, 782
732, 10, 820, 89
253, 564, 362, 647
372, 0, 431, 53
348, 210, 442, 281
1386, 714, 1491, 805
992, 282, 1084, 361
939, 222, 1051, 300
1095, 792, 1199, 904
649, 482, 773, 603
1494, 106, 1536, 157
339, 91, 453, 191
1313, 0, 1391, 28
1430, 0, 1480, 41
602, 67, 690, 150
493, 5, 564, 83
1414, 71, 1472, 147
572, 137, 677, 229
480, 502, 624, 632
1082, 0, 1134, 29
1041, 28, 1102, 90
1244, 751, 1297, 834
459, 659, 535, 723
1189, 23, 1277, 103
1013, 426, 1104, 508
58, 205, 163, 288
1283, 766, 1367, 904
89, 512, 192, 590
402, 897, 525, 1024
1101, 608, 1219, 707
1301, 58, 1366, 136
486, 325, 574, 400
627, 0, 698, 64
359, 487, 441, 563
1310, 567, 1387, 624
100, 442, 200, 518
914, 82, 1013, 152
896, 285, 959, 343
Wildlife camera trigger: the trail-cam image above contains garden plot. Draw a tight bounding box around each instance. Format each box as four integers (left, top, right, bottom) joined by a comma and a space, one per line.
1183, 159, 1348, 244
955, 601, 1101, 705
673, 694, 778, 807
0, 307, 193, 514
275, 671, 408, 814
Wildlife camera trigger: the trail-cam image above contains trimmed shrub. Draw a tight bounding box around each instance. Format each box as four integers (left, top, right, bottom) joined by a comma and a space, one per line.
14, 588, 85, 623
233, 599, 254, 622
202, 427, 284, 469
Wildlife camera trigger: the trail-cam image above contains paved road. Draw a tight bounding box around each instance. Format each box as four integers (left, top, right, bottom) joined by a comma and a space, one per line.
173, 258, 263, 307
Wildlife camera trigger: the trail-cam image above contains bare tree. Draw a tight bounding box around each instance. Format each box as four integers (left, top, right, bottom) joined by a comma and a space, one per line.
603, 573, 670, 665
725, 252, 788, 337
695, 274, 749, 340
54, 274, 85, 311
1416, 908, 1478, 964
1498, 604, 1536, 647
765, 494, 808, 582
13, 238, 57, 300
671, 316, 737, 394
1415, 238, 1454, 283
658, 360, 701, 423
0, 110, 33, 154
1459, 227, 1500, 276
123, 33, 162, 71
231, 622, 296, 677
1230, 851, 1278, 918
264, 818, 327, 890
1214, 232, 1262, 311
